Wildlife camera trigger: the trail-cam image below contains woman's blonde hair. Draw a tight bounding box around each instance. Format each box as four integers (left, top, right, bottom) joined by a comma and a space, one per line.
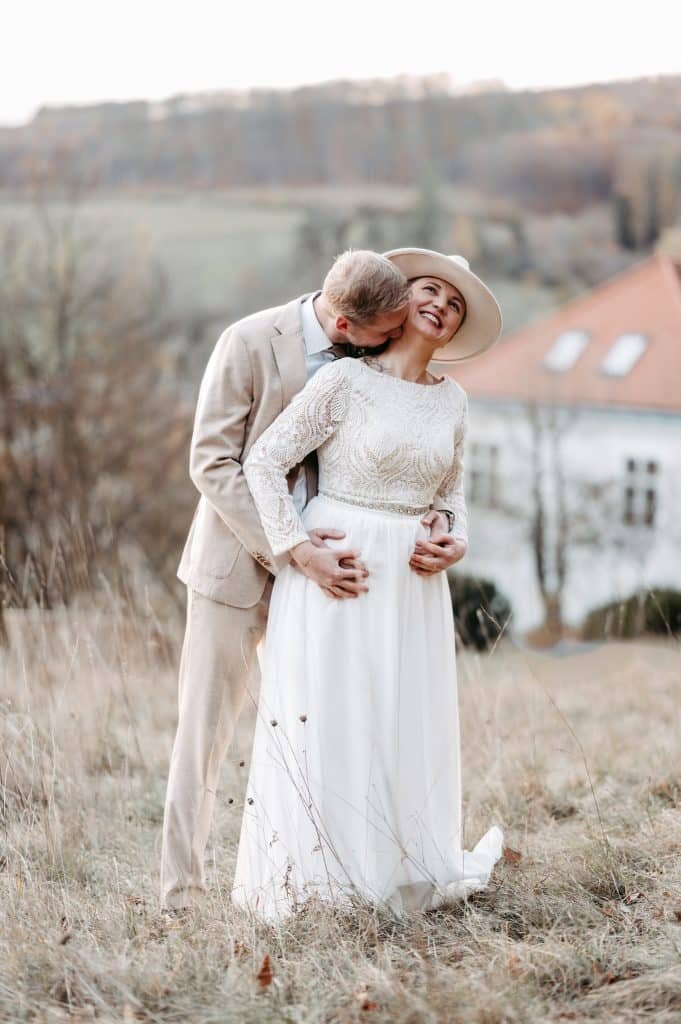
322, 250, 411, 325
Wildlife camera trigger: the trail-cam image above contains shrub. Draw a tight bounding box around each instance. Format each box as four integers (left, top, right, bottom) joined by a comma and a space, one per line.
581, 589, 681, 641
447, 572, 512, 650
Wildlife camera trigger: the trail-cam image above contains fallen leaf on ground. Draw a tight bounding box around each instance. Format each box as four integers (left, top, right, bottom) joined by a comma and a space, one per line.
592, 962, 617, 986
503, 846, 522, 865
257, 954, 273, 988
354, 990, 377, 1011
507, 953, 524, 977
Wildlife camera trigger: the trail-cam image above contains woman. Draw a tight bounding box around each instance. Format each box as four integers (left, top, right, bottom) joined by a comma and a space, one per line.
231, 249, 504, 921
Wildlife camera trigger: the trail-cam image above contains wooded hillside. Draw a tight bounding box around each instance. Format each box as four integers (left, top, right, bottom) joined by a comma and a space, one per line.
2, 74, 681, 214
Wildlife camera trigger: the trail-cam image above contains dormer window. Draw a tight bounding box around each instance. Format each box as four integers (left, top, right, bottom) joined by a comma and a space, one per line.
600, 333, 648, 376
543, 330, 589, 372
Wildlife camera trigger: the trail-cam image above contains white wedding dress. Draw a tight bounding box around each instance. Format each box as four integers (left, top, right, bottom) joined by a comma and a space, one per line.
231, 357, 502, 921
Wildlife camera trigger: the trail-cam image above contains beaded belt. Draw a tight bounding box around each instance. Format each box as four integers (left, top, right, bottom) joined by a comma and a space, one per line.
318, 488, 429, 517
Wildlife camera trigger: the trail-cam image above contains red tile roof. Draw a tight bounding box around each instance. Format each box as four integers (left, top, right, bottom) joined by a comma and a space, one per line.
448, 253, 681, 413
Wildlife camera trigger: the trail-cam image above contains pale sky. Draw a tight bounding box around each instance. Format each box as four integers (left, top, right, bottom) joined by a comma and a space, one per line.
3, 0, 680, 125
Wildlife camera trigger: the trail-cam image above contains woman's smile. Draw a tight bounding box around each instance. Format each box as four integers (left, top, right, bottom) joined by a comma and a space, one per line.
410, 277, 466, 345
420, 309, 442, 328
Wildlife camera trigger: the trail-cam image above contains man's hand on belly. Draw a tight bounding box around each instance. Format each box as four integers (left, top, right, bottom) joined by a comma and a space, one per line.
291, 530, 370, 599
308, 530, 369, 578
409, 534, 467, 576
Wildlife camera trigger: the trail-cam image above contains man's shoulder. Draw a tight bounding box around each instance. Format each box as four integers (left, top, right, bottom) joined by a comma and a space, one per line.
224, 295, 308, 348
231, 303, 286, 340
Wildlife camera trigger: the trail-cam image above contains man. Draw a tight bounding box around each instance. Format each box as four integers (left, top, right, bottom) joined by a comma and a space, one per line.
160, 250, 462, 911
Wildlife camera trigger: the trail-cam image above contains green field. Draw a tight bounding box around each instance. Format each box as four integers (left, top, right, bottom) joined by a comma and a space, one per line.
0, 186, 562, 334
0, 190, 303, 314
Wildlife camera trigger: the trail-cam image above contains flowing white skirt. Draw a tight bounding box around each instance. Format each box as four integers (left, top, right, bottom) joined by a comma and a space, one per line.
231, 494, 503, 921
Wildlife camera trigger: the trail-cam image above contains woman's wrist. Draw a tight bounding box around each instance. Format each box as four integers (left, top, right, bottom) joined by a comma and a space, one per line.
290, 539, 314, 567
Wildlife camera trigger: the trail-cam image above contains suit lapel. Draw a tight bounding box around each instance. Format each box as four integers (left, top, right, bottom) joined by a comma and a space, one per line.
271, 295, 309, 408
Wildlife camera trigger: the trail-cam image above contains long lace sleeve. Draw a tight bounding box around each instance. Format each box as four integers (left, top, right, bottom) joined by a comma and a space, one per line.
244, 360, 353, 555
435, 393, 468, 546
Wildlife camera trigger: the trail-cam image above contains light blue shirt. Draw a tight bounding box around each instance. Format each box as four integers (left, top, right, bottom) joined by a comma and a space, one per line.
301, 291, 337, 377
292, 293, 338, 514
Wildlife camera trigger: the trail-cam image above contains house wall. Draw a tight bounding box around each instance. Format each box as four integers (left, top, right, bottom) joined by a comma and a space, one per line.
461, 399, 681, 633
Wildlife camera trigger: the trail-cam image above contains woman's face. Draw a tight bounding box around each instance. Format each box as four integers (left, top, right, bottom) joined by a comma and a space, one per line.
408, 277, 466, 346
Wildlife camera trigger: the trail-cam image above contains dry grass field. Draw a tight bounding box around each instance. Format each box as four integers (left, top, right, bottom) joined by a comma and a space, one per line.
1, 594, 680, 1023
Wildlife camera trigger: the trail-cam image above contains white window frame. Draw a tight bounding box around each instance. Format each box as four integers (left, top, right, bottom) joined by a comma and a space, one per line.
543, 330, 590, 372
468, 441, 500, 508
601, 333, 648, 377
622, 457, 658, 528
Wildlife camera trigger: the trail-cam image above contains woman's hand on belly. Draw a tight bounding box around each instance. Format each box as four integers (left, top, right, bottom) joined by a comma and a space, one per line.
291, 532, 370, 599
409, 534, 467, 576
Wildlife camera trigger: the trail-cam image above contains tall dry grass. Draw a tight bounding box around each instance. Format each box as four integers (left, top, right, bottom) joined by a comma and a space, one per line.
1, 593, 680, 1023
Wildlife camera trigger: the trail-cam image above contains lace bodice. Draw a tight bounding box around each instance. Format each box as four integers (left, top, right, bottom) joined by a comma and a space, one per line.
244, 357, 468, 555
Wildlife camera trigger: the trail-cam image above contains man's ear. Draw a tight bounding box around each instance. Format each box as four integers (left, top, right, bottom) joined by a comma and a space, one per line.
335, 315, 349, 335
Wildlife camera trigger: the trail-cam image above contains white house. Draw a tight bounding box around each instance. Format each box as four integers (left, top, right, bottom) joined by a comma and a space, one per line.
448, 253, 681, 634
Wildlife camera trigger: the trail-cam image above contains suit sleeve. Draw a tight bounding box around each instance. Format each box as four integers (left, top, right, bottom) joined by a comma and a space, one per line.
189, 324, 290, 574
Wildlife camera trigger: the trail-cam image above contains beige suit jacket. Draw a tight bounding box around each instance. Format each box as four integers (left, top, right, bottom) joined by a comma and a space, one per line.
177, 295, 314, 608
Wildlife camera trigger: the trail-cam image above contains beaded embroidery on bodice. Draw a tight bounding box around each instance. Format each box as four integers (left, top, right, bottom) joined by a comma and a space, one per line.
244, 357, 468, 555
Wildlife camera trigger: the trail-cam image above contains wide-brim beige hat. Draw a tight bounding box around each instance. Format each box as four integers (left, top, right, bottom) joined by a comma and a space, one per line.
384, 248, 503, 362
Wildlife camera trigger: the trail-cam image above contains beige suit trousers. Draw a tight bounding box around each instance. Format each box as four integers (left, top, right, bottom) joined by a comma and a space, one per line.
160, 584, 271, 910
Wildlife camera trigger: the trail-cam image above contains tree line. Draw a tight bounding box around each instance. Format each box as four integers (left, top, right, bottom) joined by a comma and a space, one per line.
1, 74, 681, 215
0, 184, 195, 643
